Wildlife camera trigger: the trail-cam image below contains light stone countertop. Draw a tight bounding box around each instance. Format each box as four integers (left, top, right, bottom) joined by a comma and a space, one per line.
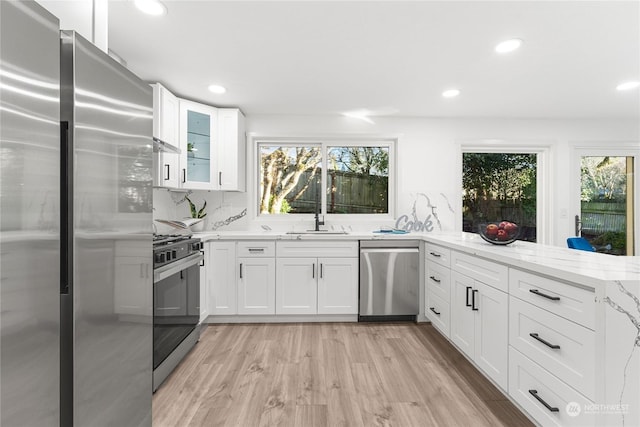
193, 230, 640, 289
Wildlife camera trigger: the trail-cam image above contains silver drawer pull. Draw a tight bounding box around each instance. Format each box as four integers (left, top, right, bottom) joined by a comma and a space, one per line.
529, 333, 560, 349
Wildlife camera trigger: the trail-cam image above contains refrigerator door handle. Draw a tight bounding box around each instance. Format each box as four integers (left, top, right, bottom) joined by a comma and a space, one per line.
60, 120, 70, 294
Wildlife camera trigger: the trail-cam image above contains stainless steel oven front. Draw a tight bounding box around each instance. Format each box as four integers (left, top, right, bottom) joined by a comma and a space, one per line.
152, 242, 202, 391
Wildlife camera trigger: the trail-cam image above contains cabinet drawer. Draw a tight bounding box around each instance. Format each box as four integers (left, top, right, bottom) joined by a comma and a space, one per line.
237, 241, 275, 257
425, 243, 451, 268
509, 269, 595, 330
426, 260, 451, 302
426, 290, 450, 338
276, 241, 358, 258
451, 251, 508, 292
509, 297, 595, 400
509, 348, 594, 427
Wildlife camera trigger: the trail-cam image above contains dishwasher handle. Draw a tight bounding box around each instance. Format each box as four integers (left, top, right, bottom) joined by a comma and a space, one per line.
360, 248, 419, 254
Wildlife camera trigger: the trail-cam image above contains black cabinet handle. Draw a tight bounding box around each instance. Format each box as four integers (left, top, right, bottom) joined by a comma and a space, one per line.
248, 248, 264, 253
219, 171, 222, 186
429, 275, 441, 283
529, 390, 559, 412
239, 263, 243, 279
472, 289, 479, 311
312, 263, 316, 279
529, 333, 560, 349
182, 168, 186, 183
200, 250, 205, 267
320, 263, 323, 279
429, 307, 441, 316
164, 164, 170, 181
529, 289, 560, 301
465, 286, 472, 307
429, 252, 441, 258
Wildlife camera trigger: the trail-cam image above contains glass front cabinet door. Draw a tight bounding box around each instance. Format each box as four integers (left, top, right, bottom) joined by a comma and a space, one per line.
179, 99, 218, 190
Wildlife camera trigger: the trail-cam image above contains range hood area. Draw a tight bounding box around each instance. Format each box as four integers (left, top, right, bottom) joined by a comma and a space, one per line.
153, 137, 181, 154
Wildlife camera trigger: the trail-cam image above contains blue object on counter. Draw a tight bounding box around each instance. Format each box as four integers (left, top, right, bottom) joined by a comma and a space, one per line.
374, 229, 409, 234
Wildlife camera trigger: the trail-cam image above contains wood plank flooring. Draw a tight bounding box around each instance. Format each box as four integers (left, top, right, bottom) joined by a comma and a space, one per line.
153, 323, 533, 427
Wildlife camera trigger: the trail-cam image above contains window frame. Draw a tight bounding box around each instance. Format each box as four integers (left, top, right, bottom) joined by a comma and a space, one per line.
459, 140, 552, 245
252, 136, 397, 222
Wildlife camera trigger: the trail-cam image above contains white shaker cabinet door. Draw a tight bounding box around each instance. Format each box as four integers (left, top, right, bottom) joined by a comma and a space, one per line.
209, 242, 237, 315
276, 258, 317, 315
237, 257, 276, 315
450, 271, 475, 359
317, 257, 358, 315
474, 280, 509, 390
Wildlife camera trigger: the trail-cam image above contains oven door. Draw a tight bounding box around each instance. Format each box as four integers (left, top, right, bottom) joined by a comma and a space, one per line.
153, 253, 201, 370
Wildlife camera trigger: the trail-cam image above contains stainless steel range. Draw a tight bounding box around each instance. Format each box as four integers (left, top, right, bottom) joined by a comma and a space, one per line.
152, 234, 203, 391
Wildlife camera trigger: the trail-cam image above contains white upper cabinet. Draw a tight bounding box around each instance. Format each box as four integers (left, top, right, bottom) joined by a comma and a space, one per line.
176, 100, 245, 191
217, 108, 246, 192
179, 99, 218, 190
152, 83, 180, 188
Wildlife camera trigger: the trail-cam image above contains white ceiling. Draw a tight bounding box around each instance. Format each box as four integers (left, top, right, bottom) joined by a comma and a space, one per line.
106, 0, 640, 119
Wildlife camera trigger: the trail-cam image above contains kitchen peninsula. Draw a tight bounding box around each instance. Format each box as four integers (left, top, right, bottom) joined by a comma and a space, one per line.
193, 230, 640, 427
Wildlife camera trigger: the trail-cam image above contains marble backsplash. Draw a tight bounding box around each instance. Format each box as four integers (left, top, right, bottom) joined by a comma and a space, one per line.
153, 188, 458, 234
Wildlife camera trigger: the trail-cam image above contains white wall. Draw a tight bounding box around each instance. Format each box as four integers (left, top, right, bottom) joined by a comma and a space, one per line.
153, 115, 639, 247
38, 0, 108, 51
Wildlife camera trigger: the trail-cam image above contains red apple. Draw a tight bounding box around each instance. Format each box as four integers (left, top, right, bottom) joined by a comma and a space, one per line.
504, 222, 518, 235
496, 229, 509, 241
498, 221, 509, 229
485, 223, 499, 236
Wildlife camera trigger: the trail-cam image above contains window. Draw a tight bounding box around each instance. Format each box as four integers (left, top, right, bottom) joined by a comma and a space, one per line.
258, 140, 393, 216
462, 152, 538, 242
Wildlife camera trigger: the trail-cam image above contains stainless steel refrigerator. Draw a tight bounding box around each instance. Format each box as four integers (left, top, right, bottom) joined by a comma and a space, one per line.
1, 1, 153, 426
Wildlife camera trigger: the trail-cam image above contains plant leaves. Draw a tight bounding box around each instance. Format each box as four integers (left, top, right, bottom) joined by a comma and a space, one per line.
185, 196, 197, 218
197, 200, 207, 218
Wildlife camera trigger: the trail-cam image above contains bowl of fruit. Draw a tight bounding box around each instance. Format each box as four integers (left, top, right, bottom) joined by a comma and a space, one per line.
478, 221, 520, 245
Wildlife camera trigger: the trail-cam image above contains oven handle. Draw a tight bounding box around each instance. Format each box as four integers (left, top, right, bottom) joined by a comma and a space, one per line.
154, 253, 203, 283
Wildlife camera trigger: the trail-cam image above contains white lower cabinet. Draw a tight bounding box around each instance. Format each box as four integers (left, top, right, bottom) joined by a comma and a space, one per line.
509, 296, 595, 400
451, 269, 508, 390
317, 257, 358, 314
208, 241, 237, 315
276, 258, 317, 314
114, 241, 151, 316
426, 290, 450, 336
275, 241, 359, 316
509, 347, 594, 426
199, 243, 208, 321
238, 257, 276, 314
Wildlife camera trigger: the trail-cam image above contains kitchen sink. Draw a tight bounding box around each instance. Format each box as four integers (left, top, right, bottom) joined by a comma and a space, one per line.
286, 230, 349, 235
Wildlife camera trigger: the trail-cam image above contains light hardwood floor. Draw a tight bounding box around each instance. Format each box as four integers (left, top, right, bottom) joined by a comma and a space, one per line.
153, 323, 533, 427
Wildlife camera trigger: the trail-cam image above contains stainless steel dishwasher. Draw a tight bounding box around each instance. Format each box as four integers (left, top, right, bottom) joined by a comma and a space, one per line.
359, 240, 419, 321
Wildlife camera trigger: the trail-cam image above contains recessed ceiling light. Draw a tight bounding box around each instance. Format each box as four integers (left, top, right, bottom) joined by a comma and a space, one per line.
616, 81, 640, 91
495, 38, 523, 54
442, 89, 460, 98
134, 0, 166, 16
208, 85, 227, 94
343, 110, 374, 124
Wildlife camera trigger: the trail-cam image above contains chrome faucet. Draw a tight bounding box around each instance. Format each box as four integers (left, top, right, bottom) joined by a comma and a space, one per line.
314, 210, 325, 231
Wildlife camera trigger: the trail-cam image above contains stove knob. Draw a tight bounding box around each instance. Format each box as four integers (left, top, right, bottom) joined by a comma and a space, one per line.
172, 250, 177, 259
191, 242, 201, 251
155, 253, 165, 263
165, 251, 172, 261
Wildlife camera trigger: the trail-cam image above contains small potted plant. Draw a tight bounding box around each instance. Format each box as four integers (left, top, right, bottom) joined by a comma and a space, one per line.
185, 196, 207, 232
